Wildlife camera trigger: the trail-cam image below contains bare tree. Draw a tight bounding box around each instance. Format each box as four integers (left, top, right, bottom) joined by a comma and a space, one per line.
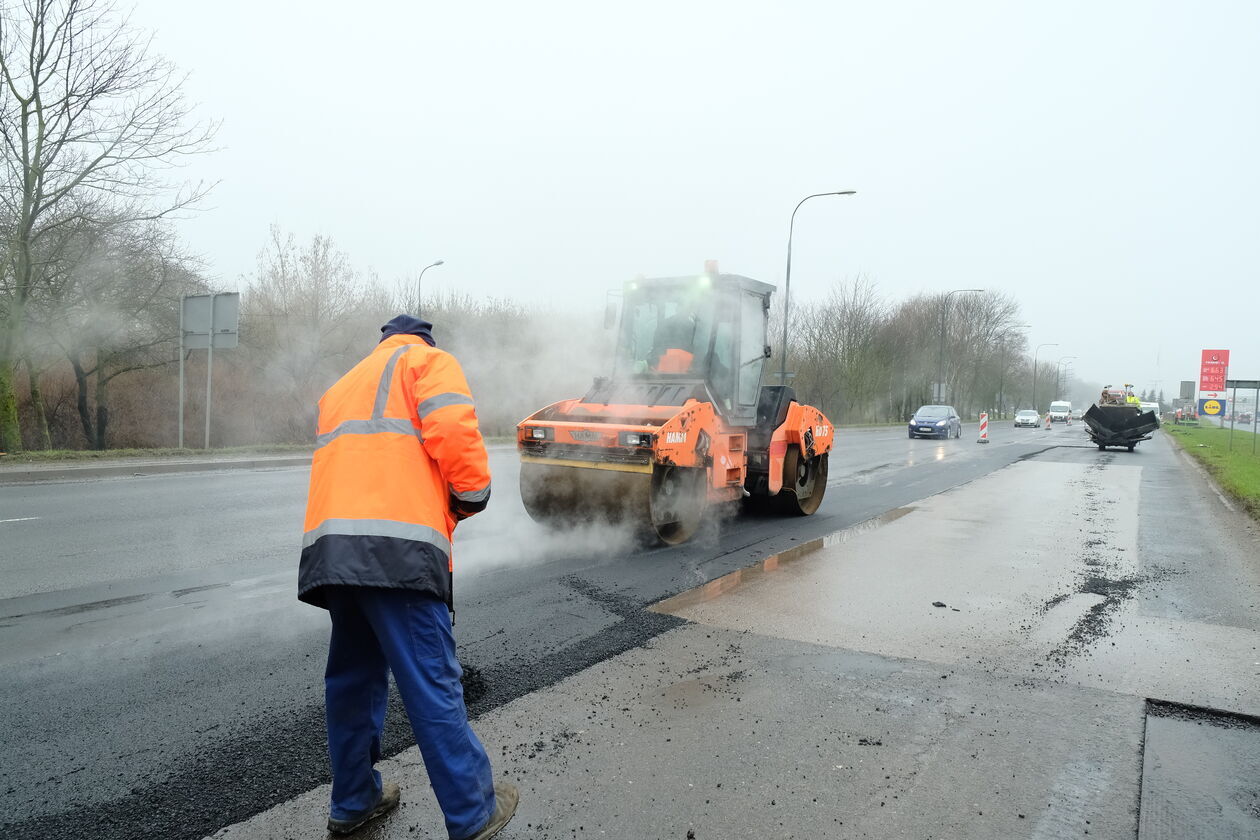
240, 227, 394, 442
790, 277, 888, 422
32, 216, 196, 448
0, 0, 215, 450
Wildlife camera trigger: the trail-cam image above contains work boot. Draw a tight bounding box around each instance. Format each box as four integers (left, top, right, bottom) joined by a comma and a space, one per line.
327, 781, 401, 836
462, 782, 519, 840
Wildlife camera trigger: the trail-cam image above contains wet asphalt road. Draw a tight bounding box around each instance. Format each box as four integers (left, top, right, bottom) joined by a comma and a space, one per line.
0, 423, 1077, 840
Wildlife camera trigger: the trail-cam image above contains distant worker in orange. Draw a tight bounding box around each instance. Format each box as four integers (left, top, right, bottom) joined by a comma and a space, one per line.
300, 314, 517, 839
655, 347, 695, 373
651, 311, 698, 373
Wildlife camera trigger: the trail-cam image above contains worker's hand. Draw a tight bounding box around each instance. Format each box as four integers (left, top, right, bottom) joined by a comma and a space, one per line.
449, 492, 487, 522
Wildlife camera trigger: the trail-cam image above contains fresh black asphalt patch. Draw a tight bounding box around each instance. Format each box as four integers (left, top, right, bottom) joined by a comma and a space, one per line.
1138, 700, 1260, 838
0, 580, 684, 840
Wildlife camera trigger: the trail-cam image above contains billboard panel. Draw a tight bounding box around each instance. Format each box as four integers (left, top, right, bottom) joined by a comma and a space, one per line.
1198, 398, 1226, 417
1199, 349, 1229, 392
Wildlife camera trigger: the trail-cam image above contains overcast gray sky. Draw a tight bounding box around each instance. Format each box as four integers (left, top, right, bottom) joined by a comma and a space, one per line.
134, 0, 1258, 398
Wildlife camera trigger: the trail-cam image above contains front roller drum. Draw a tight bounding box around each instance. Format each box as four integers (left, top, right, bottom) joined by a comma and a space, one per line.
520, 461, 650, 528
520, 460, 707, 546
777, 445, 829, 516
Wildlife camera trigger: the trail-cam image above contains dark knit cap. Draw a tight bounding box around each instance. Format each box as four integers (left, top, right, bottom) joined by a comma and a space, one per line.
379, 314, 436, 346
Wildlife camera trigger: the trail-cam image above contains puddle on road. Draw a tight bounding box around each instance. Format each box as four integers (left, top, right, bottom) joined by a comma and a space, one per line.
650, 506, 916, 614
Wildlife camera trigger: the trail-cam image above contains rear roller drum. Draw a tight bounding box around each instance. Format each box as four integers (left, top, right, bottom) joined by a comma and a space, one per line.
777, 446, 828, 516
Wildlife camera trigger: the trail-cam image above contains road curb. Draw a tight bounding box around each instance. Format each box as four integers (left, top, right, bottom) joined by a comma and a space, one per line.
0, 455, 315, 484
0, 443, 522, 484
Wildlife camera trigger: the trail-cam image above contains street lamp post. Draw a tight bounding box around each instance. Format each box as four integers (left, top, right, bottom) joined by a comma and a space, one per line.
1055, 356, 1078, 400
936, 288, 983, 404
996, 323, 1031, 417
416, 259, 445, 311
1031, 343, 1059, 414
780, 190, 857, 385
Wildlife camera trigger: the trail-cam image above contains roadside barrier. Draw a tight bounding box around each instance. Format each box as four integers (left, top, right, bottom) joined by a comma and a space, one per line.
1045, 413, 1052, 431
977, 412, 989, 444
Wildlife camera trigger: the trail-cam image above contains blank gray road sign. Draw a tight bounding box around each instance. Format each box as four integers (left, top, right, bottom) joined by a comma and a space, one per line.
1179, 380, 1195, 400
183, 293, 240, 349
1226, 379, 1260, 389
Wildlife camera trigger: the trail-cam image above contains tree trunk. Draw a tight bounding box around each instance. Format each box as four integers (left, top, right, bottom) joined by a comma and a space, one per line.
94, 365, 109, 450
0, 312, 25, 451
0, 362, 21, 452
70, 354, 96, 448
22, 358, 52, 450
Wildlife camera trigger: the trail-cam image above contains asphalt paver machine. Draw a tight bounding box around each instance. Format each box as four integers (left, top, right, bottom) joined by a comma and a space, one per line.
517, 266, 834, 544
1084, 386, 1160, 451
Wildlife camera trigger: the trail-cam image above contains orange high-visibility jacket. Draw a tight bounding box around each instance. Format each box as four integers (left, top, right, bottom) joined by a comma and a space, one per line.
299, 334, 491, 608
654, 348, 695, 373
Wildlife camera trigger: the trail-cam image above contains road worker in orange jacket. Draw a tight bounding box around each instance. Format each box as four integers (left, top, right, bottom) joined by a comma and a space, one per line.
300, 314, 518, 840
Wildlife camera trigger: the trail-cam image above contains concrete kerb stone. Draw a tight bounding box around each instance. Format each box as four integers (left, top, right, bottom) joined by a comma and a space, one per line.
0, 444, 518, 484
0, 455, 315, 484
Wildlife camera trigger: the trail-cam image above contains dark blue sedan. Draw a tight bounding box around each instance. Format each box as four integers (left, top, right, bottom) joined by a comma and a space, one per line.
908, 404, 962, 439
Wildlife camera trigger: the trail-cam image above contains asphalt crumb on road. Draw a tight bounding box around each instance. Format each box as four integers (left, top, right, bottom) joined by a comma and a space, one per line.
1038, 461, 1179, 668
1048, 573, 1146, 663
461, 663, 489, 707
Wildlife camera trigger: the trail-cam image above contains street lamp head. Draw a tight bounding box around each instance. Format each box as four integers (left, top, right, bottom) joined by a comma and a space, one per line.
434, 259, 444, 266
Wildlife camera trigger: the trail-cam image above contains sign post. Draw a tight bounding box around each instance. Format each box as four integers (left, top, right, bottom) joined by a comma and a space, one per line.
1226, 379, 1260, 456
179, 293, 240, 449
178, 299, 185, 449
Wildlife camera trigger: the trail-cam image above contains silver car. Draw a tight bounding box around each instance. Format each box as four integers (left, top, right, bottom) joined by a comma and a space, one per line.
1014, 409, 1040, 428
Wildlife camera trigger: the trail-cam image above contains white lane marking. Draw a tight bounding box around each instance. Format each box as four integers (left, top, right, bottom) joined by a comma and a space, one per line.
0, 517, 39, 523
1212, 486, 1236, 512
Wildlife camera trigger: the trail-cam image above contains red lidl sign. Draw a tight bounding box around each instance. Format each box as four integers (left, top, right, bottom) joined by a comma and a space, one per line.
1199, 349, 1230, 392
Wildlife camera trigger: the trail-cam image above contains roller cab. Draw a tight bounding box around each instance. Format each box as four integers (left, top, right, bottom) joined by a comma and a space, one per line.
518, 266, 834, 544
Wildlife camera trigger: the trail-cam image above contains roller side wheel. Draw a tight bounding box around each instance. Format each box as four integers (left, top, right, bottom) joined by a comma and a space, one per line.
777, 446, 828, 516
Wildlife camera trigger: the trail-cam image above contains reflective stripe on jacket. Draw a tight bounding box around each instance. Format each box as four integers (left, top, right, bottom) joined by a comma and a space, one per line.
299, 334, 491, 608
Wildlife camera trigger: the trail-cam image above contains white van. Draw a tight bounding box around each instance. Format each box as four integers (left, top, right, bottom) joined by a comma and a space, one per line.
1048, 400, 1072, 422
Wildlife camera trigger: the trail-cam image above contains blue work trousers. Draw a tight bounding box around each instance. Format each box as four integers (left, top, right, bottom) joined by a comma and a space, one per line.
323, 587, 495, 839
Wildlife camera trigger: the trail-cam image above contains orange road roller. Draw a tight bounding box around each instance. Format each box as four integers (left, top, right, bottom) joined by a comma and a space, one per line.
517, 265, 834, 545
